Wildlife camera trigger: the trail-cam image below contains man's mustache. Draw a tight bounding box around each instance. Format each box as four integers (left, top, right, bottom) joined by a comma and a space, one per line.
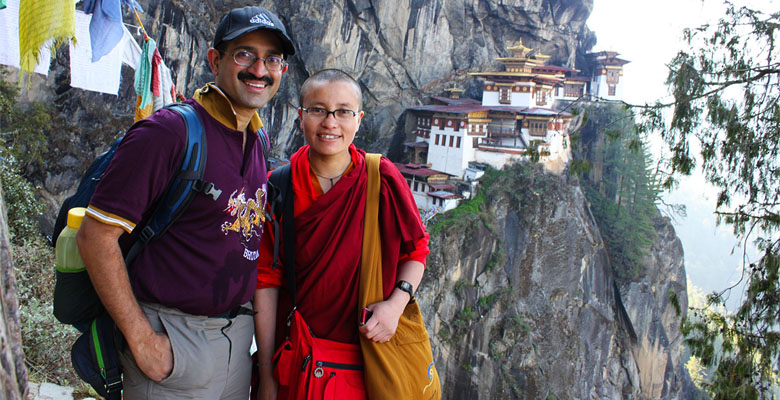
237, 72, 274, 87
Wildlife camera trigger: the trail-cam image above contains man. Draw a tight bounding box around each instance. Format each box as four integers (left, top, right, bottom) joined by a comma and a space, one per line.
254, 70, 433, 399
76, 6, 294, 399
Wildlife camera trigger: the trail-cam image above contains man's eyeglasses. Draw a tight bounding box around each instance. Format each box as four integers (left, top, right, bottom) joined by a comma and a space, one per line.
301, 107, 359, 121
222, 50, 285, 71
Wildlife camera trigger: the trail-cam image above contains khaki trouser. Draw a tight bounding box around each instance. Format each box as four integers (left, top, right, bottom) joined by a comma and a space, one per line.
119, 302, 253, 400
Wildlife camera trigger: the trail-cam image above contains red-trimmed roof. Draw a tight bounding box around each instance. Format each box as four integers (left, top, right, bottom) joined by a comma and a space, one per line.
486, 106, 572, 118
532, 65, 578, 73
427, 190, 462, 200
409, 104, 571, 118
404, 141, 429, 148
429, 182, 456, 191
566, 76, 591, 82
430, 96, 481, 105
589, 51, 630, 66
408, 104, 489, 114
394, 163, 451, 178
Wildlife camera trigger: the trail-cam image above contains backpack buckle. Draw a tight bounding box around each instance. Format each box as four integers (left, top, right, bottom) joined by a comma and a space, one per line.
139, 226, 156, 243
194, 180, 222, 201
105, 376, 122, 394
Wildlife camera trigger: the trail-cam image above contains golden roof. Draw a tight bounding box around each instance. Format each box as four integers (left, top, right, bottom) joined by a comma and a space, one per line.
443, 83, 464, 94
507, 39, 533, 58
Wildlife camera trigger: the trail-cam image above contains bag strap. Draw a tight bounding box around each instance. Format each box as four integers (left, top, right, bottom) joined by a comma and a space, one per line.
358, 154, 384, 312
125, 103, 212, 266
91, 315, 122, 400
268, 164, 296, 305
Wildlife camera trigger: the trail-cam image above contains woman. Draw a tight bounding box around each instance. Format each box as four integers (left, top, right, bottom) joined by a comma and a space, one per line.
253, 69, 432, 400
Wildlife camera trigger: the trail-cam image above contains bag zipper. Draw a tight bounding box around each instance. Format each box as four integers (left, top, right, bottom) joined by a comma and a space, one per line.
315, 360, 363, 371
301, 354, 312, 371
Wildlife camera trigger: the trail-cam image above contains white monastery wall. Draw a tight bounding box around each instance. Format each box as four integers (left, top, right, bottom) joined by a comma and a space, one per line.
474, 149, 524, 169
482, 91, 499, 106
428, 125, 468, 177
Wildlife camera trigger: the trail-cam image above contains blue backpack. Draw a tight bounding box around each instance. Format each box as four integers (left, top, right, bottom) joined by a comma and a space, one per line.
53, 103, 269, 399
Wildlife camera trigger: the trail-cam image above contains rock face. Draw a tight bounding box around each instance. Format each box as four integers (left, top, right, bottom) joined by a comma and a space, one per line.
417, 165, 688, 399
621, 214, 688, 398
10, 0, 595, 234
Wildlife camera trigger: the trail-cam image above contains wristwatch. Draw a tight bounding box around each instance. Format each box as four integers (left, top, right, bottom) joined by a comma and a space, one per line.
395, 280, 415, 304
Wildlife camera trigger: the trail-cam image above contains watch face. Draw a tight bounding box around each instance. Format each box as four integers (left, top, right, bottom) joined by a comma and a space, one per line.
396, 281, 414, 296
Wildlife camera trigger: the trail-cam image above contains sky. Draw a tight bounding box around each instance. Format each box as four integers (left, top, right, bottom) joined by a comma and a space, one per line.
587, 0, 777, 310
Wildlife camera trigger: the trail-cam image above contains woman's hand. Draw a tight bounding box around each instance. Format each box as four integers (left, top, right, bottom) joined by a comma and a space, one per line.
358, 290, 409, 343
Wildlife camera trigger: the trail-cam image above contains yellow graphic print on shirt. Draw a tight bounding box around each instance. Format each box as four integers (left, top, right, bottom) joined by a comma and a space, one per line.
221, 187, 266, 242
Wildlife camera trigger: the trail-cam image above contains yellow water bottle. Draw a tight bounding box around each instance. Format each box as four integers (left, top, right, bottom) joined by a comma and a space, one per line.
53, 207, 101, 328
55, 207, 86, 273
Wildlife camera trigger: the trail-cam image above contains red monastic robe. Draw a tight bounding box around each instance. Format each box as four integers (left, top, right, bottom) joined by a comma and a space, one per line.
257, 145, 429, 344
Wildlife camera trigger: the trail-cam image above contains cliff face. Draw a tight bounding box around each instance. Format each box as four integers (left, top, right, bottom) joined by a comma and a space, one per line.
10, 0, 595, 232
622, 215, 688, 398
418, 164, 688, 399
267, 0, 594, 155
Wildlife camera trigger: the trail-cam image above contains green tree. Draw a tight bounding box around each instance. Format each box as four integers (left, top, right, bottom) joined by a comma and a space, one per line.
577, 104, 660, 280
631, 2, 780, 397
0, 69, 46, 243
0, 69, 51, 173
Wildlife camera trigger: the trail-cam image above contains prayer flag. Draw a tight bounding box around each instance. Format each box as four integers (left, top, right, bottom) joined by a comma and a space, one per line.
122, 24, 142, 69
70, 11, 124, 95
132, 38, 176, 121
134, 37, 156, 109
0, 0, 51, 75
82, 0, 142, 62
19, 0, 75, 76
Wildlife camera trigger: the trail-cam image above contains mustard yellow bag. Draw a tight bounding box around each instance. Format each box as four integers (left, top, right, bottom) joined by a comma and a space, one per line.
358, 154, 441, 400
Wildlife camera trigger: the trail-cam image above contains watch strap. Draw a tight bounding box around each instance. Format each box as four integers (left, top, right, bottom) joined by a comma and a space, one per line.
395, 280, 415, 304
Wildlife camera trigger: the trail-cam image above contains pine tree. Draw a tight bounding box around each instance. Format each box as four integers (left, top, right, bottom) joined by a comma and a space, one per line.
578, 104, 659, 280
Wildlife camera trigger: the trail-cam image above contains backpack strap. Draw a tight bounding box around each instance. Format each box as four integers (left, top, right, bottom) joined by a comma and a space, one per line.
50, 136, 124, 247
257, 126, 271, 171
258, 126, 270, 156
268, 164, 295, 305
125, 103, 211, 266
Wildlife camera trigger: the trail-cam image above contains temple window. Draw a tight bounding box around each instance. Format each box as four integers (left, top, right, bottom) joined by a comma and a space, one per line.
535, 89, 547, 105
564, 84, 582, 98
530, 120, 548, 136
607, 70, 620, 84
499, 88, 510, 104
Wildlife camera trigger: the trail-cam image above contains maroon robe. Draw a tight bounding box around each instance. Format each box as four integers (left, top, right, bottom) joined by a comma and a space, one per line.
264, 145, 428, 344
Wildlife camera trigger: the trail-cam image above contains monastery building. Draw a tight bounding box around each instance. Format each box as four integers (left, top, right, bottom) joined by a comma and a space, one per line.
397, 41, 629, 212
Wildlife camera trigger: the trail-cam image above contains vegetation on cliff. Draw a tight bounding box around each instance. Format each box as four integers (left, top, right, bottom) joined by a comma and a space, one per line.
0, 70, 81, 387
573, 103, 661, 281
432, 161, 559, 237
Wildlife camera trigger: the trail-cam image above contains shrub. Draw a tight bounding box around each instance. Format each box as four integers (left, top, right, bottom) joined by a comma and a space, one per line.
0, 149, 45, 244
13, 236, 81, 385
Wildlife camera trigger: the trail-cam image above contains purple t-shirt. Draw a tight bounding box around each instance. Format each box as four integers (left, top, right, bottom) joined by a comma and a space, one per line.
88, 99, 267, 316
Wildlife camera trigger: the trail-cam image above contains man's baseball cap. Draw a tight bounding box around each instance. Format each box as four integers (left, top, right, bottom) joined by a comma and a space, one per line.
212, 6, 295, 57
